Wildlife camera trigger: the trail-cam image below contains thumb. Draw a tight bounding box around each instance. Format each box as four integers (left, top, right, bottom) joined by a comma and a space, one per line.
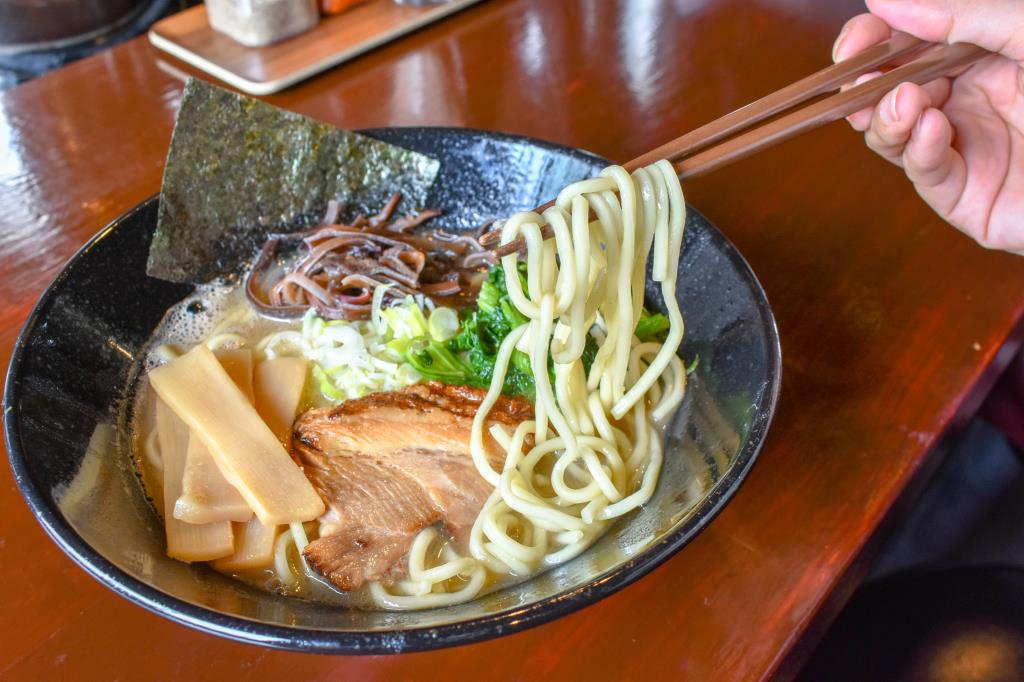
866, 0, 1024, 62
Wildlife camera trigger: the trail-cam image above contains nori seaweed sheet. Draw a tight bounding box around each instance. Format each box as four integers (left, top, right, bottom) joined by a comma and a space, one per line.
147, 78, 440, 283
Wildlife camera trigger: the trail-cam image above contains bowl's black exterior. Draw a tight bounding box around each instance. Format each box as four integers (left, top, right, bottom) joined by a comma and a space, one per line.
3, 128, 780, 654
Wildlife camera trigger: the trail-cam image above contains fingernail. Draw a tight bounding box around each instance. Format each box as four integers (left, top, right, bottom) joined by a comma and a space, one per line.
832, 25, 850, 61
882, 84, 903, 124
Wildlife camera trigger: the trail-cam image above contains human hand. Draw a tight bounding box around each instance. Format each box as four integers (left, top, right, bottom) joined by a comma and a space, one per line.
833, 0, 1024, 252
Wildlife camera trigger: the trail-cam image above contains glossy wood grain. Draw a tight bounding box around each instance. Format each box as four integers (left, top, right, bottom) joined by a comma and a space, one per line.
2, 0, 1023, 679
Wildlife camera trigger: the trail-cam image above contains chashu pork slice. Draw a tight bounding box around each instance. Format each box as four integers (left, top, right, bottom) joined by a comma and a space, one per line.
291, 381, 532, 591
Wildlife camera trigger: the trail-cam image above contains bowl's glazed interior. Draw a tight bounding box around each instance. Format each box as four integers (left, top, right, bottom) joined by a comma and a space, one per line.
4, 128, 779, 653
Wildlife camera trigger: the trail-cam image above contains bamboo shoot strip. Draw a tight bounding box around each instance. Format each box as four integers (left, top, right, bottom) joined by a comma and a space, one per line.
254, 357, 308, 444
175, 434, 253, 524
150, 344, 325, 525
214, 347, 255, 403
213, 517, 279, 572
155, 397, 234, 561
176, 348, 256, 524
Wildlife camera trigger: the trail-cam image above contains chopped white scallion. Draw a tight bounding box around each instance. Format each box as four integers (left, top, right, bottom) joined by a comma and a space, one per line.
277, 290, 463, 404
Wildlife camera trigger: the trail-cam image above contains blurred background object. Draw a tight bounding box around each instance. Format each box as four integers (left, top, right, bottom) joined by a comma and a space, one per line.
319, 0, 371, 14
148, 0, 484, 95
206, 0, 319, 47
0, 0, 150, 48
0, 0, 199, 90
799, 350, 1024, 680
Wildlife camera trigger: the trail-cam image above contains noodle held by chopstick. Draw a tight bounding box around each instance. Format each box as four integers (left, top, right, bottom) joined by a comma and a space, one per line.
367, 161, 687, 608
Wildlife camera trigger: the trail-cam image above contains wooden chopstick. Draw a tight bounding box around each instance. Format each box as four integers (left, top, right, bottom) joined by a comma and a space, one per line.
670, 41, 985, 180
622, 32, 927, 172
481, 37, 987, 259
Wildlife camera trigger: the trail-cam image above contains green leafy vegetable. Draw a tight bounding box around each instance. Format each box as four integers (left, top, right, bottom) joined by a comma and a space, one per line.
686, 354, 700, 375
582, 334, 598, 370
393, 264, 603, 402
635, 309, 670, 342
399, 264, 537, 400
403, 339, 478, 384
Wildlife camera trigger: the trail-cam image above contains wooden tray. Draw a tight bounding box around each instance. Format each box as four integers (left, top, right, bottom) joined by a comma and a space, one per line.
148, 0, 486, 95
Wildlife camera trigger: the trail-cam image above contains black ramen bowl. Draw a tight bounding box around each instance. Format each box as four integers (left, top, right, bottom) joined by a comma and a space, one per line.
4, 128, 780, 653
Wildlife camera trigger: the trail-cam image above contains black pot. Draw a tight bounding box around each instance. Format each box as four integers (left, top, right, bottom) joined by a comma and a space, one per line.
0, 0, 150, 52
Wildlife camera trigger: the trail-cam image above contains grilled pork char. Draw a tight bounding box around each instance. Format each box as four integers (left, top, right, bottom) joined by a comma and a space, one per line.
291, 382, 532, 591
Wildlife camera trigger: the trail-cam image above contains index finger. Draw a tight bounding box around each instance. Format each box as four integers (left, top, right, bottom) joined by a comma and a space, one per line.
833, 13, 893, 62
867, 0, 1024, 63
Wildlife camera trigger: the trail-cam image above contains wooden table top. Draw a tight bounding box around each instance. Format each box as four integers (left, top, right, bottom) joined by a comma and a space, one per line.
2, 0, 1023, 679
